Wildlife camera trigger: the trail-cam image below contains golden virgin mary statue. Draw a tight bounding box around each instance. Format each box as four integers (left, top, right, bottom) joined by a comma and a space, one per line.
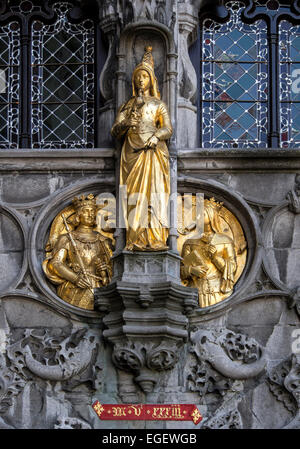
111, 46, 172, 251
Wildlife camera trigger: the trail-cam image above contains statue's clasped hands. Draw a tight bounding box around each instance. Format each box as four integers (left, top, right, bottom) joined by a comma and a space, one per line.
146, 135, 159, 149
127, 116, 139, 129
207, 244, 217, 258
75, 273, 92, 289
96, 261, 109, 286
190, 266, 208, 278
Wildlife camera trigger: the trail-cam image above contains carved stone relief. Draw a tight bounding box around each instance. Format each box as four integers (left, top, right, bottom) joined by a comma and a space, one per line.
0, 325, 101, 429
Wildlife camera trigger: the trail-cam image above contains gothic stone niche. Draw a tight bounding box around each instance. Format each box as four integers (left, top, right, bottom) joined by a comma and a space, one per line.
123, 30, 167, 102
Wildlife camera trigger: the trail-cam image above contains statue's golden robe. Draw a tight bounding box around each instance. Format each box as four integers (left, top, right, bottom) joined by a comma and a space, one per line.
112, 96, 172, 250
43, 230, 112, 310
181, 232, 237, 308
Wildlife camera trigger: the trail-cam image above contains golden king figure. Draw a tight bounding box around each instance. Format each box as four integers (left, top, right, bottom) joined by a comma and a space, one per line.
111, 46, 172, 251
43, 194, 113, 310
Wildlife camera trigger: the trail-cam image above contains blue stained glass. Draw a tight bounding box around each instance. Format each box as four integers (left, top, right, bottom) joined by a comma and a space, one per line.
0, 22, 20, 149
238, 35, 255, 51
280, 22, 300, 147
226, 83, 244, 100
248, 46, 258, 60
215, 64, 224, 78
215, 35, 233, 52
228, 29, 243, 42
226, 44, 245, 61
31, 2, 95, 149
238, 111, 256, 129
227, 122, 245, 139
201, 1, 268, 148
239, 73, 256, 90
226, 103, 245, 119
218, 131, 233, 140
226, 63, 245, 80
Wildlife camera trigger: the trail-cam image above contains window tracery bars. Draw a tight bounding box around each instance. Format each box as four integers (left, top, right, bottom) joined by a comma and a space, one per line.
279, 20, 300, 148
201, 1, 269, 148
0, 21, 20, 149
31, 2, 95, 149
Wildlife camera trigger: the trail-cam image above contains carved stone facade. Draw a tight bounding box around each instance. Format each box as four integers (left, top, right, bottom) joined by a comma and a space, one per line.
0, 0, 300, 430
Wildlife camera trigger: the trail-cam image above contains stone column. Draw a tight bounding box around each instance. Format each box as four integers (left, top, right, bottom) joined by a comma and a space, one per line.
177, 2, 198, 149
98, 1, 119, 147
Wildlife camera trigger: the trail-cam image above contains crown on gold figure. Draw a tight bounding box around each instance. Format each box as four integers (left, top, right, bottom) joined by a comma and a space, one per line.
142, 46, 154, 70
204, 197, 224, 212
72, 194, 97, 210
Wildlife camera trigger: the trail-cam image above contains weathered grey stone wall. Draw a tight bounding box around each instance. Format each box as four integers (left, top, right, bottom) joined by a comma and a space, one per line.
0, 0, 300, 430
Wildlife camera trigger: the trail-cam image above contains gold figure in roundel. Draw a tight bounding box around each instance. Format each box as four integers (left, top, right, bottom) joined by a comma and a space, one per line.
43, 194, 114, 311
178, 196, 247, 308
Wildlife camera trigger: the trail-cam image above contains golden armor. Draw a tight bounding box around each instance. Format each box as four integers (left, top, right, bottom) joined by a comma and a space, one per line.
43, 194, 113, 310
111, 46, 172, 251
179, 197, 247, 308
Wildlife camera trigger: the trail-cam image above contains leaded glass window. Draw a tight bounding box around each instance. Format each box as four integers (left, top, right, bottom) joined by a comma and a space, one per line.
279, 21, 300, 148
201, 1, 268, 148
0, 21, 20, 149
31, 2, 95, 149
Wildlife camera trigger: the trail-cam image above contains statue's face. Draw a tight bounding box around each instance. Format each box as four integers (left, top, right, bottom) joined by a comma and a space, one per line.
134, 69, 151, 91
78, 206, 96, 227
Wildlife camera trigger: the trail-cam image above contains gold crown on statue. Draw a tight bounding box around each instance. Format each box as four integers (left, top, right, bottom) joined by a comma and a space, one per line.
142, 45, 154, 71
204, 197, 224, 211
72, 194, 97, 210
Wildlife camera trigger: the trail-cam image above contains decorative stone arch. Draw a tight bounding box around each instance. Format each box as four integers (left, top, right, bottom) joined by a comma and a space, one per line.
0, 204, 27, 294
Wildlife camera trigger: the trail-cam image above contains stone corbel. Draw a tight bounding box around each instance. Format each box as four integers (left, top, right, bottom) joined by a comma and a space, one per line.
177, 2, 198, 148
111, 340, 180, 393
95, 256, 198, 396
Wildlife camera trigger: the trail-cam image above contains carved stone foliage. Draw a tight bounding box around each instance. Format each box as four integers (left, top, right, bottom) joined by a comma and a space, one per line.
0, 353, 25, 416
54, 417, 92, 429
188, 327, 267, 429
191, 328, 266, 381
187, 358, 234, 398
0, 327, 102, 425
202, 408, 243, 430
112, 341, 180, 393
219, 331, 262, 365
267, 355, 300, 428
